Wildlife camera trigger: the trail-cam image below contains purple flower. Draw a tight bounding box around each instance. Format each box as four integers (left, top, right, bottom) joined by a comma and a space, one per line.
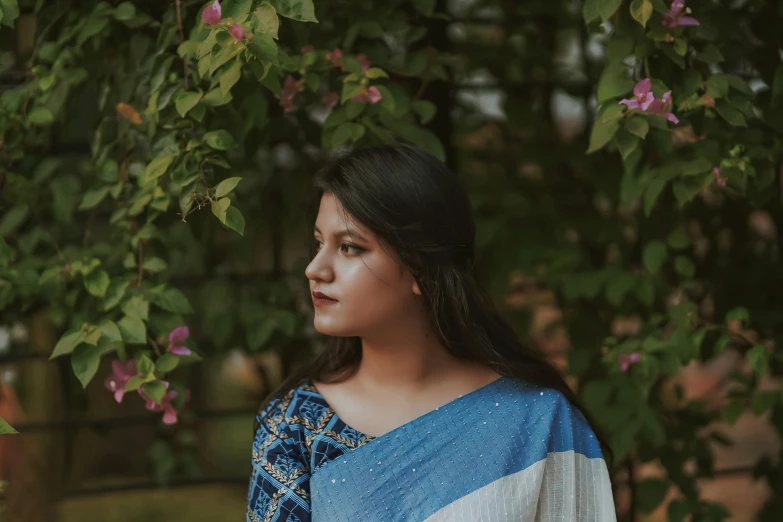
713, 167, 727, 187
351, 86, 383, 104
139, 381, 191, 425
619, 352, 641, 372
168, 326, 192, 356
104, 360, 139, 403
619, 78, 654, 111
662, 0, 700, 29
277, 75, 303, 112
325, 48, 343, 68
229, 23, 244, 41
356, 53, 371, 72
648, 90, 679, 124
202, 0, 221, 25
321, 91, 339, 107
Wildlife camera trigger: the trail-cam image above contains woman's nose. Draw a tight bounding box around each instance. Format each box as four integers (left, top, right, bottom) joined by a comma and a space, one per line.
305, 251, 333, 282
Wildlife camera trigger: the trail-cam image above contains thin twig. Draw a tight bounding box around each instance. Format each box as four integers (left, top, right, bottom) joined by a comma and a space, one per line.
175, 0, 190, 90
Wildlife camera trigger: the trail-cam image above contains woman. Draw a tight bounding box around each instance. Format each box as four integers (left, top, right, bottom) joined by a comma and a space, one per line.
246, 142, 616, 521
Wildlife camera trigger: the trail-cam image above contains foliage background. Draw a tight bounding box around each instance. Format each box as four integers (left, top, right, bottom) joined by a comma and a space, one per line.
0, 0, 782, 520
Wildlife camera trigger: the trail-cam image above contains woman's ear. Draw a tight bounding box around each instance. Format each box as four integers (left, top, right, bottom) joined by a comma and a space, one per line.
412, 279, 422, 296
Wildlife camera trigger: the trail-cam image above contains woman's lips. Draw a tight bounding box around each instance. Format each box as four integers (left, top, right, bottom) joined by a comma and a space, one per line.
312, 291, 337, 307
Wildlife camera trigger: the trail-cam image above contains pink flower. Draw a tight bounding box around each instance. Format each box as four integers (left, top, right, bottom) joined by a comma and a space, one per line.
277, 75, 303, 112
619, 78, 654, 111
619, 352, 641, 372
701, 94, 715, 108
229, 23, 244, 41
351, 86, 382, 104
168, 326, 192, 356
325, 48, 343, 68
139, 381, 191, 425
356, 53, 371, 72
662, 0, 700, 29
202, 0, 221, 25
321, 91, 339, 107
713, 167, 727, 186
104, 360, 139, 403
300, 45, 315, 54
648, 90, 679, 124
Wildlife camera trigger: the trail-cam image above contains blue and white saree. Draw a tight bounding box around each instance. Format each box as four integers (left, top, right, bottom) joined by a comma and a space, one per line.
247, 375, 616, 521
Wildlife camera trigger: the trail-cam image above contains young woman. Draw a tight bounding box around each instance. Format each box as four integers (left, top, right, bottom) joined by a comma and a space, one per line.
246, 142, 617, 521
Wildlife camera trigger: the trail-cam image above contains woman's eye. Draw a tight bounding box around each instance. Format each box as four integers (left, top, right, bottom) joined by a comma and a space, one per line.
341, 243, 363, 255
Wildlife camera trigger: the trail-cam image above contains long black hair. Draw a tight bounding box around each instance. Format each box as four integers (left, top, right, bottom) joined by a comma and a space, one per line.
259, 140, 613, 466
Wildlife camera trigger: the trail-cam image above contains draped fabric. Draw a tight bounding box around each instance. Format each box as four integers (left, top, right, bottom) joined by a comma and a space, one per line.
246, 376, 616, 522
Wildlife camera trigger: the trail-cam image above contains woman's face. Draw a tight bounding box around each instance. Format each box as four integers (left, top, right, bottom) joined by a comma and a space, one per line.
305, 192, 421, 337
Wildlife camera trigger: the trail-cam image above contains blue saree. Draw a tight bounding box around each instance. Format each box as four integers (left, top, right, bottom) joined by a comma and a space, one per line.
247, 376, 616, 522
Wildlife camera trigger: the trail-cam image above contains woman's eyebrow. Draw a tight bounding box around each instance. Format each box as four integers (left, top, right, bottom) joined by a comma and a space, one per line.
313, 225, 369, 243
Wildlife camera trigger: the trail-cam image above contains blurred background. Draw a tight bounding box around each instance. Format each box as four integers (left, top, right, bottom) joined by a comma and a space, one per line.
1, 0, 782, 520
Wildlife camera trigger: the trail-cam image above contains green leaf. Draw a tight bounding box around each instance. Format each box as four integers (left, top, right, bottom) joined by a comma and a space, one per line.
136, 353, 155, 376
175, 91, 203, 117
150, 284, 194, 314
715, 103, 747, 127
412, 100, 436, 124
253, 3, 279, 38
204, 130, 238, 150
586, 120, 620, 154
124, 374, 147, 392
202, 86, 234, 106
364, 68, 389, 79
155, 353, 180, 373
270, 0, 317, 22
215, 177, 242, 198
50, 329, 85, 359
72, 344, 100, 388
0, 0, 20, 28
747, 344, 769, 375
98, 320, 122, 342
341, 81, 366, 104
725, 307, 749, 323
706, 74, 729, 100
114, 2, 136, 21
332, 122, 366, 147
118, 315, 147, 344
637, 478, 669, 513
597, 65, 634, 104
78, 186, 110, 210
142, 257, 168, 273
626, 117, 649, 139
138, 155, 176, 187
142, 380, 167, 404
0, 204, 29, 236
225, 206, 246, 236
211, 197, 231, 223
375, 85, 396, 114
121, 295, 149, 320
103, 278, 131, 311
0, 416, 18, 435
674, 255, 695, 278
643, 241, 667, 274
615, 131, 639, 161
643, 178, 666, 216
222, 0, 252, 20
84, 269, 110, 297
220, 60, 242, 97
694, 45, 724, 64
27, 107, 55, 126
247, 34, 278, 65
666, 229, 690, 249
630, 0, 653, 28
584, 0, 623, 22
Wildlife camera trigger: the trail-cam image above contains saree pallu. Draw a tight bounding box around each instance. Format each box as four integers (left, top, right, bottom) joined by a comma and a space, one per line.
247, 376, 616, 522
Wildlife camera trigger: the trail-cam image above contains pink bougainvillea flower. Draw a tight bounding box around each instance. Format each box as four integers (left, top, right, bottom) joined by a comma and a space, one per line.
648, 90, 679, 124
662, 0, 700, 29
619, 352, 641, 372
713, 167, 727, 186
321, 91, 339, 107
277, 74, 303, 112
356, 53, 371, 72
300, 45, 315, 54
229, 23, 244, 42
139, 381, 191, 425
104, 360, 139, 403
202, 0, 221, 25
619, 78, 654, 111
325, 48, 343, 68
351, 86, 382, 104
168, 326, 192, 356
